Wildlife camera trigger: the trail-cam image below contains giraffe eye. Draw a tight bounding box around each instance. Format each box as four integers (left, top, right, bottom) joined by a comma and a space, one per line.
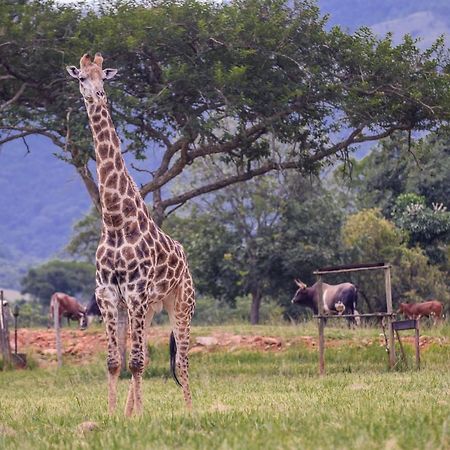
79, 76, 86, 82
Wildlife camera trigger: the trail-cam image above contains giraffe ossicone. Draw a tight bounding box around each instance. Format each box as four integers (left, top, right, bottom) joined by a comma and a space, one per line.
66, 53, 195, 416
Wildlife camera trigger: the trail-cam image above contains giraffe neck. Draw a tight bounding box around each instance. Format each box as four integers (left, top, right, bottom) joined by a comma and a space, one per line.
86, 101, 153, 231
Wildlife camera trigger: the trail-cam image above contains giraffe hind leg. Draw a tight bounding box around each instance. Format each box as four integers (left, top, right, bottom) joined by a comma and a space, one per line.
164, 274, 195, 410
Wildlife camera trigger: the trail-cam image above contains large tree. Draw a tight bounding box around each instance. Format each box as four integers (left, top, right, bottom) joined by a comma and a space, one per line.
2, 0, 450, 224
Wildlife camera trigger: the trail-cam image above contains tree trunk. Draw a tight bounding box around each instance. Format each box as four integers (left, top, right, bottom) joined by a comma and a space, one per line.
250, 287, 262, 325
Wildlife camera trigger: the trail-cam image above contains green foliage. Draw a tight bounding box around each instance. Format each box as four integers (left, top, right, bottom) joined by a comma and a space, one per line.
66, 208, 101, 264
342, 208, 449, 312
21, 260, 95, 305
192, 295, 284, 325
392, 193, 450, 244
2, 0, 450, 214
11, 299, 48, 328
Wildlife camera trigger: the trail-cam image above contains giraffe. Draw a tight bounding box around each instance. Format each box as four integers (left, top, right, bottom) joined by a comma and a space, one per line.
66, 53, 195, 416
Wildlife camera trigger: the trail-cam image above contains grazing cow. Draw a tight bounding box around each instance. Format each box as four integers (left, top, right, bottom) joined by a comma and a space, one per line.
50, 292, 87, 330
85, 294, 102, 326
397, 300, 443, 325
291, 279, 358, 325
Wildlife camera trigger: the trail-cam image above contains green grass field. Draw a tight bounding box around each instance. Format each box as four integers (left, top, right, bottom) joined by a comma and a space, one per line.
0, 324, 449, 450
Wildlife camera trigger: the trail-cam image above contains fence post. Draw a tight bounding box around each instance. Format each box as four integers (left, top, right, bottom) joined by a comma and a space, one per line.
317, 277, 325, 376
384, 266, 396, 368
415, 320, 420, 370
54, 301, 62, 368
0, 291, 12, 367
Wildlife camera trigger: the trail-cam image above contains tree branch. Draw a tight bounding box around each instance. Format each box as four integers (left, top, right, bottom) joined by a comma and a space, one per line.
0, 82, 27, 111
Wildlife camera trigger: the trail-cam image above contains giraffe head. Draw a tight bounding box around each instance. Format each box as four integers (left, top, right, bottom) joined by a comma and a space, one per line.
66, 53, 117, 105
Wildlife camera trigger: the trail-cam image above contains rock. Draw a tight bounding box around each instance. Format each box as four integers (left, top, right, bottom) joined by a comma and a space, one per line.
0, 425, 16, 437
195, 336, 219, 347
77, 421, 98, 434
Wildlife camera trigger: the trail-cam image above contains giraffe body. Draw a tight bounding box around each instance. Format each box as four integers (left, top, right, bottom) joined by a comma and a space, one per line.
67, 53, 195, 415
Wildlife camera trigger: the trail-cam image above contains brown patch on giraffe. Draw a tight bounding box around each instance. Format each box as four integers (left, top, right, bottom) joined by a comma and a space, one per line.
92, 114, 102, 123
138, 240, 150, 257
123, 198, 137, 218
97, 246, 106, 259
119, 173, 127, 195
159, 235, 170, 252
104, 213, 124, 228
98, 161, 114, 183
108, 145, 116, 159
104, 192, 121, 211
100, 120, 108, 129
157, 280, 169, 293
150, 225, 159, 240
122, 246, 135, 260
111, 131, 120, 147
156, 251, 167, 265
98, 143, 109, 159
114, 153, 123, 171
137, 211, 148, 233
125, 221, 140, 244
101, 108, 108, 118
98, 129, 110, 142
105, 172, 118, 189
168, 253, 178, 267
166, 268, 174, 279
95, 104, 102, 114
155, 265, 167, 279
93, 123, 102, 134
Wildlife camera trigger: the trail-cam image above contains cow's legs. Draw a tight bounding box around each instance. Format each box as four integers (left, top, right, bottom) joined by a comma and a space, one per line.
164, 274, 195, 410
96, 286, 121, 414
125, 306, 154, 417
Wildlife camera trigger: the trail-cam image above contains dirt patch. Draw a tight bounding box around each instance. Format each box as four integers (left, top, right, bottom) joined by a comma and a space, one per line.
10, 328, 449, 367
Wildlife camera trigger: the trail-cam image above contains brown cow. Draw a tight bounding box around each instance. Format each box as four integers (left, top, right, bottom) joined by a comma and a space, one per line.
50, 292, 87, 330
397, 300, 443, 325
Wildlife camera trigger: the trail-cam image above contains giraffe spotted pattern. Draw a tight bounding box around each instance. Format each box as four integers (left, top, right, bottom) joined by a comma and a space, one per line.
67, 53, 195, 416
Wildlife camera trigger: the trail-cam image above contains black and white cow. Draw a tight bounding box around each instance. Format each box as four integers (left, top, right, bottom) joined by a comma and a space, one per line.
291, 279, 358, 325
85, 294, 102, 326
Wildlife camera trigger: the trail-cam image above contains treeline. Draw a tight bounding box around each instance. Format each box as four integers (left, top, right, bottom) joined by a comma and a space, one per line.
20, 133, 450, 324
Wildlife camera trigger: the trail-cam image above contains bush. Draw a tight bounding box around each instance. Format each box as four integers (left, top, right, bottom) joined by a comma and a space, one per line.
192, 295, 284, 325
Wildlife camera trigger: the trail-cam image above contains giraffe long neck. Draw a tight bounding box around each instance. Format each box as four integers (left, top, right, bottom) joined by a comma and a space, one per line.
86, 102, 150, 230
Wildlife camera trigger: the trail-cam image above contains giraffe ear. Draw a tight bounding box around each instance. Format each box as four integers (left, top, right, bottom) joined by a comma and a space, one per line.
102, 68, 118, 80
66, 66, 80, 79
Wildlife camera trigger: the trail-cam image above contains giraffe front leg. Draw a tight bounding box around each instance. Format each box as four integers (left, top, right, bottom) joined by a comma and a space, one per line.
125, 301, 149, 417
96, 286, 121, 415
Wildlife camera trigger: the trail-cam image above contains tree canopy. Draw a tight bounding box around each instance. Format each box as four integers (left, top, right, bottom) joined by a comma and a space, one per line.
2, 0, 450, 223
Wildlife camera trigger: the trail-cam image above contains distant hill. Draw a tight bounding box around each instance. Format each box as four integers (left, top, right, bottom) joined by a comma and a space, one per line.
1, 0, 449, 289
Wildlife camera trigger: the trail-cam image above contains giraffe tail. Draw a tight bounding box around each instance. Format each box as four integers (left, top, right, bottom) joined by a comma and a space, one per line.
170, 331, 182, 388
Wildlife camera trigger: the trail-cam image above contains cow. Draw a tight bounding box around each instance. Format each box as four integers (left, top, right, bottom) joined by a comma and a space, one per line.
49, 292, 87, 330
85, 294, 102, 326
397, 300, 443, 325
291, 279, 358, 325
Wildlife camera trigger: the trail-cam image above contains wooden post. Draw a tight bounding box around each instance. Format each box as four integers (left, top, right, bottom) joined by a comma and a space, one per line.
384, 266, 396, 368
117, 305, 128, 372
415, 320, 420, 370
317, 277, 325, 376
54, 301, 62, 368
0, 291, 12, 367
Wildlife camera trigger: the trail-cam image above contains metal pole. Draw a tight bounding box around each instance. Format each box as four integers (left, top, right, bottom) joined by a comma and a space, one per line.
54, 301, 62, 368
384, 266, 395, 368
14, 315, 18, 354
0, 291, 11, 366
317, 276, 325, 376
415, 320, 420, 370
